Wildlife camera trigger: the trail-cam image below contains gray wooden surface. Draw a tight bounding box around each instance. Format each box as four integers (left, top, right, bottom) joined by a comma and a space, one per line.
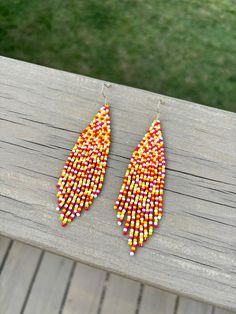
0, 236, 11, 268
0, 236, 235, 314
23, 252, 74, 314
176, 297, 213, 314
0, 56, 236, 310
63, 263, 106, 314
139, 286, 177, 314
100, 274, 140, 314
0, 241, 42, 314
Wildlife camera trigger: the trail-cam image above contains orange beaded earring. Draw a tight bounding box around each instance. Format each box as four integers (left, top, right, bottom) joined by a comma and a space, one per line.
114, 101, 166, 256
56, 83, 111, 226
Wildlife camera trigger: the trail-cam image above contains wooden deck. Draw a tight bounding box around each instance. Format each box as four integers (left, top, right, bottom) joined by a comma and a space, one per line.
0, 235, 235, 314
0, 56, 236, 311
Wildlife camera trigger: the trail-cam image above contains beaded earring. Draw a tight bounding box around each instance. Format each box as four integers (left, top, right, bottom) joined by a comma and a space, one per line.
56, 83, 111, 226
114, 101, 166, 255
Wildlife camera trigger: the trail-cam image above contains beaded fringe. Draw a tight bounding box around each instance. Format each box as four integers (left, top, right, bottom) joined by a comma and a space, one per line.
114, 118, 166, 255
56, 104, 111, 226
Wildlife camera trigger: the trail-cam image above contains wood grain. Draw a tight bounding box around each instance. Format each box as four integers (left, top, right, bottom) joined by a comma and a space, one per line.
177, 297, 213, 314
62, 263, 106, 314
0, 56, 236, 310
139, 286, 177, 314
0, 241, 41, 314
100, 274, 141, 314
23, 252, 74, 314
0, 236, 11, 268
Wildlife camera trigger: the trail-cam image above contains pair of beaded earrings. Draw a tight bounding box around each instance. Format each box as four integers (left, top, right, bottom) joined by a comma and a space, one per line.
56, 84, 166, 256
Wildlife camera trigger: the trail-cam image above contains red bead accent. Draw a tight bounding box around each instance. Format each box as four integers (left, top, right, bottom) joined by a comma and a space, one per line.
114, 119, 166, 255
56, 104, 111, 226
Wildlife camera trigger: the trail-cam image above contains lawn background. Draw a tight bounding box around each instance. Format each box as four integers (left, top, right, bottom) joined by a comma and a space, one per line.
0, 0, 235, 112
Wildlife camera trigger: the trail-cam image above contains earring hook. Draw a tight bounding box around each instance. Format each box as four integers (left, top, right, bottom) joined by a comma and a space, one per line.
101, 82, 111, 104
156, 99, 163, 119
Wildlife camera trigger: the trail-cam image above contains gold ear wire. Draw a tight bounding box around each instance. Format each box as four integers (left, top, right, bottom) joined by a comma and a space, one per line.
101, 83, 112, 104
156, 99, 163, 120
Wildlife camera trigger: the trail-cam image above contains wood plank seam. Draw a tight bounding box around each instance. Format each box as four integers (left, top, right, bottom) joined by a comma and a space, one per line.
20, 251, 45, 314
97, 273, 110, 314
135, 284, 144, 314
0, 240, 13, 275
0, 56, 236, 311
173, 296, 180, 314
59, 261, 77, 314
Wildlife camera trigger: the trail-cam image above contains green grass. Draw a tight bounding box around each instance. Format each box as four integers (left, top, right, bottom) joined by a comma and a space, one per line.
0, 0, 235, 112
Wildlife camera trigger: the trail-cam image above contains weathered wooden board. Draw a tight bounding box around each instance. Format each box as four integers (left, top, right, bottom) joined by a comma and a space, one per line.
62, 263, 106, 314
23, 252, 74, 314
0, 237, 235, 314
100, 274, 141, 314
139, 286, 177, 314
214, 308, 236, 314
176, 297, 213, 314
0, 235, 11, 270
0, 241, 41, 314
0, 56, 236, 310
